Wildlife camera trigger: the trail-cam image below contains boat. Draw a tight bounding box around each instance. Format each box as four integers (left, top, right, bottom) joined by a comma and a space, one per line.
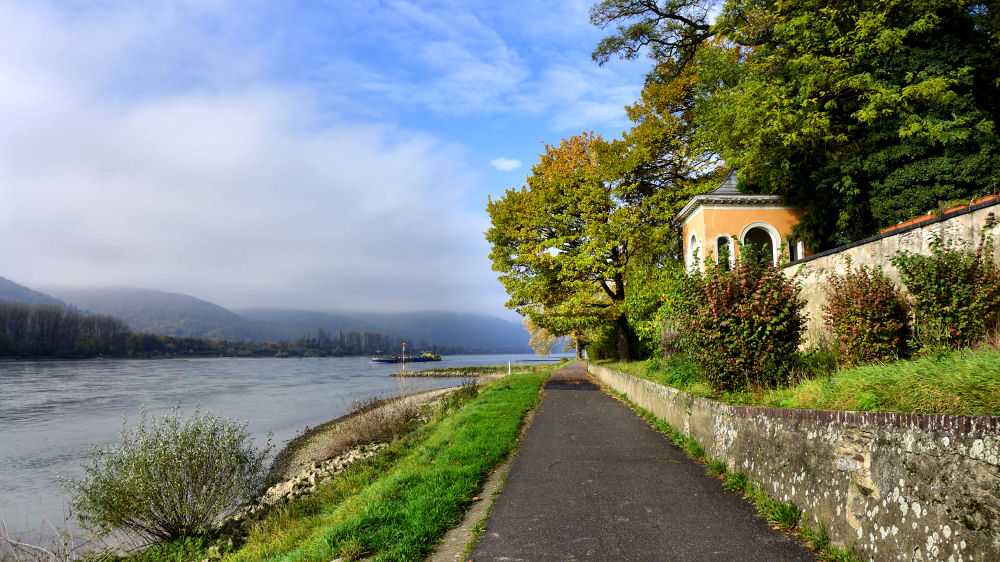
370, 352, 441, 363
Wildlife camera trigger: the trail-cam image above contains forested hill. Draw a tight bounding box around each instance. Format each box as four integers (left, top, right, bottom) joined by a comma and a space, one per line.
0, 276, 67, 307
237, 309, 531, 352
39, 287, 531, 352
45, 287, 269, 341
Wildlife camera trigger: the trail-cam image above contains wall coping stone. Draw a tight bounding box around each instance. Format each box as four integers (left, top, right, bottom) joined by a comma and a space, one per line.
786, 196, 1000, 267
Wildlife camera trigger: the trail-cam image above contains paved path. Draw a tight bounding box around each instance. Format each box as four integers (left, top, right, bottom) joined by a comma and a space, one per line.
468, 363, 814, 561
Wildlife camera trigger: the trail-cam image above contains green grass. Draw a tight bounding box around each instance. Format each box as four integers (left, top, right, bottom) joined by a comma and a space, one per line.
219, 369, 549, 561
603, 348, 1000, 415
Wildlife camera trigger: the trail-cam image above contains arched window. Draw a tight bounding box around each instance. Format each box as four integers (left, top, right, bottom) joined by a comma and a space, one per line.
687, 233, 700, 271
716, 235, 732, 271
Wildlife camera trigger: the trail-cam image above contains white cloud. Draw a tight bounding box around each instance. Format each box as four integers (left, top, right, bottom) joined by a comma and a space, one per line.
0, 84, 503, 312
0, 0, 650, 318
490, 157, 522, 171
309, 2, 643, 130
0, 1, 512, 314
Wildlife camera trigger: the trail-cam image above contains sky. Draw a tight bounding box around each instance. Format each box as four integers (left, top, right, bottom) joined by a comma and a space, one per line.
0, 0, 651, 319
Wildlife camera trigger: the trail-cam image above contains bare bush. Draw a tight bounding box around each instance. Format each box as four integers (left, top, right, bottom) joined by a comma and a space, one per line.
337, 395, 422, 447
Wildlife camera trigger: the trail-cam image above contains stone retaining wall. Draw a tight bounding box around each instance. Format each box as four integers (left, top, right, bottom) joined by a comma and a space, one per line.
588, 363, 1000, 561
786, 199, 1000, 344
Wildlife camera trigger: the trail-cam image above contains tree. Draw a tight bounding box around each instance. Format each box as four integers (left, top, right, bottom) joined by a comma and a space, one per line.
590, 0, 716, 68
523, 316, 560, 356
488, 133, 631, 358
487, 119, 717, 361
696, 0, 1000, 247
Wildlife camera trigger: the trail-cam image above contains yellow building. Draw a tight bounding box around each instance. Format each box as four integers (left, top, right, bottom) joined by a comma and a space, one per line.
677, 171, 809, 271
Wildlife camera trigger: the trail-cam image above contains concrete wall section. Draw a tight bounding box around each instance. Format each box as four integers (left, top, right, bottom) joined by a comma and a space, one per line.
589, 364, 1000, 561
786, 201, 1000, 344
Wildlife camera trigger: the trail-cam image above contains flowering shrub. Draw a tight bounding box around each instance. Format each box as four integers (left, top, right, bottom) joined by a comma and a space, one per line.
892, 235, 1000, 350
672, 245, 806, 391
823, 263, 909, 364
72, 407, 271, 541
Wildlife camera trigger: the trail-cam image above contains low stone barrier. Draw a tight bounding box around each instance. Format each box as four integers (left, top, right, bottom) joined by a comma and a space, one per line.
588, 363, 1000, 561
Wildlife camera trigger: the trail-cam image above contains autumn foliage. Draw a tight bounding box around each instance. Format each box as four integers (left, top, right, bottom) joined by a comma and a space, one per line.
823, 264, 909, 364
671, 246, 805, 392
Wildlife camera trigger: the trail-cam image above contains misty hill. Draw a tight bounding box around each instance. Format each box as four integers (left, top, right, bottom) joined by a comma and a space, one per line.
238, 309, 531, 352
45, 287, 268, 341
40, 286, 531, 351
0, 276, 68, 307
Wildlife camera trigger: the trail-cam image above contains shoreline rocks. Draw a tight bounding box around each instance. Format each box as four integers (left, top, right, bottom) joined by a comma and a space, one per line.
235, 442, 387, 520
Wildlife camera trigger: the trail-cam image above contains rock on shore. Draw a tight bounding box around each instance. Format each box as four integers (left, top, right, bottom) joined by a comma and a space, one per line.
236, 442, 386, 520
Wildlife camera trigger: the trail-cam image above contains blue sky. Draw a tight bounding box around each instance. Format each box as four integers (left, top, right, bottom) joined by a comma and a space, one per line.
0, 1, 650, 318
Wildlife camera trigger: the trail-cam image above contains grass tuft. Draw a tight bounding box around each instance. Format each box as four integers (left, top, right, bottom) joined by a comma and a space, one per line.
705, 459, 727, 478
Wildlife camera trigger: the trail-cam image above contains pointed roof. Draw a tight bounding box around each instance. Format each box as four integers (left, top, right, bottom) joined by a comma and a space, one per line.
675, 170, 786, 225
710, 169, 742, 195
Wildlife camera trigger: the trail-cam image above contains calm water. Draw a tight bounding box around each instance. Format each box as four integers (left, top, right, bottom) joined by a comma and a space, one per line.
0, 354, 559, 541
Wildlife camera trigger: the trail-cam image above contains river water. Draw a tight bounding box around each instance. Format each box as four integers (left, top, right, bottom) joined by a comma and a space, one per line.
0, 354, 558, 542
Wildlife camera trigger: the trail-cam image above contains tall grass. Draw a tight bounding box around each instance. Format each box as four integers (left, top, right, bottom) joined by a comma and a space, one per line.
605, 349, 1000, 415
768, 351, 1000, 415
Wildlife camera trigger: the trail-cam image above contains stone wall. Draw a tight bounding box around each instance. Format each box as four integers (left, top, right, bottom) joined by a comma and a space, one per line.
589, 363, 1000, 561
787, 200, 1000, 344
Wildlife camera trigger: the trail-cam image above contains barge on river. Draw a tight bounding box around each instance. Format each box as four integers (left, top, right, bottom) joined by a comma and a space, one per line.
371, 352, 441, 364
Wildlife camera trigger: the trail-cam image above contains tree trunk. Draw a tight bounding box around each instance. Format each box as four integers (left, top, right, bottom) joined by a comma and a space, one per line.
575, 338, 582, 359
615, 314, 631, 362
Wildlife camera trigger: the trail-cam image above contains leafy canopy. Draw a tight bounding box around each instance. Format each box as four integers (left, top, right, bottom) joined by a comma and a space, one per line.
593, 0, 1000, 248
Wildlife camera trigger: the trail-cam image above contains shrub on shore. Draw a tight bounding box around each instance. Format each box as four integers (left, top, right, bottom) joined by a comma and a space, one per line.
71, 407, 271, 542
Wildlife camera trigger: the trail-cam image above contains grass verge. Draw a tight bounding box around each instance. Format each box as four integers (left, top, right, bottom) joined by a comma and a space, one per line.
603, 348, 1000, 415
218, 369, 549, 561
604, 386, 861, 562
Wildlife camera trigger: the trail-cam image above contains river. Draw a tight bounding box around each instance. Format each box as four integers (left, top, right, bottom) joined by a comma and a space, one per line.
0, 353, 560, 543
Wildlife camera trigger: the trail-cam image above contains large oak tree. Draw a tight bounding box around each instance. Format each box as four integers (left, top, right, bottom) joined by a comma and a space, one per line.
487, 63, 720, 360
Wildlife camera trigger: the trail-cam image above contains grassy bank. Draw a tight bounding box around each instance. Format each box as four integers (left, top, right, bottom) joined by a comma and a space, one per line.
200, 369, 550, 561
603, 349, 1000, 415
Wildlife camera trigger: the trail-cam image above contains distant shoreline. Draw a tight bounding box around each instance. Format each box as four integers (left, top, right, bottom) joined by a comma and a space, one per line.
0, 351, 537, 363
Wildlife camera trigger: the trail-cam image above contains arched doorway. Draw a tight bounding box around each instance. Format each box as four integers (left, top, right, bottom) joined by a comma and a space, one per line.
742, 226, 774, 267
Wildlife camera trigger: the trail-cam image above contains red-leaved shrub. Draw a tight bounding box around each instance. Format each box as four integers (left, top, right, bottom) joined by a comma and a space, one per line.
672, 246, 805, 391
823, 264, 908, 364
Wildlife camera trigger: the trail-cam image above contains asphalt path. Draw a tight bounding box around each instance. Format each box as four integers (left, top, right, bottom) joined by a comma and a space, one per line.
468, 362, 815, 561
